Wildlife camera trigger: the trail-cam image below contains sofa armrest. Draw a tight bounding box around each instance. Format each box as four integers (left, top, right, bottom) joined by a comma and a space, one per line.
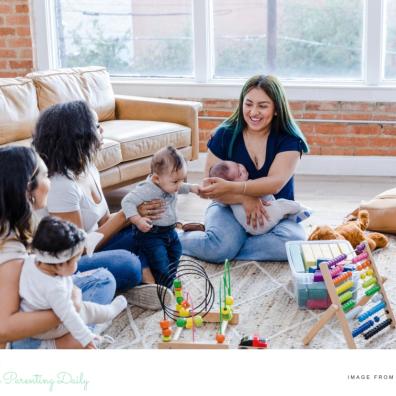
115, 95, 202, 160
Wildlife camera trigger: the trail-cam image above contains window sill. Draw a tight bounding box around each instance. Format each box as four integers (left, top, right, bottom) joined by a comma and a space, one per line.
111, 78, 396, 101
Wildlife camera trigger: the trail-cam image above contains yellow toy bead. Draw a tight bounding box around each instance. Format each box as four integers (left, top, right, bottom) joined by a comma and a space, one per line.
360, 273, 366, 279
194, 315, 203, 327
175, 290, 183, 298
179, 308, 190, 317
185, 318, 193, 329
222, 306, 231, 316
175, 304, 182, 312
225, 296, 234, 306
162, 335, 172, 342
367, 269, 374, 276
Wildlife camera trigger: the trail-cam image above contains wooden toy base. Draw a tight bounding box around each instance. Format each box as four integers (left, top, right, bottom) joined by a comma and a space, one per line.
158, 311, 239, 349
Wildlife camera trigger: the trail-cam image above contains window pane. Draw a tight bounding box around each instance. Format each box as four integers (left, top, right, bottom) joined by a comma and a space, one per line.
385, 0, 396, 80
212, 0, 364, 79
54, 0, 193, 77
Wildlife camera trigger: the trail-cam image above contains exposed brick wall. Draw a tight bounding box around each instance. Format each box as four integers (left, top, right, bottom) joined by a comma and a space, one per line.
197, 100, 396, 156
0, 0, 33, 77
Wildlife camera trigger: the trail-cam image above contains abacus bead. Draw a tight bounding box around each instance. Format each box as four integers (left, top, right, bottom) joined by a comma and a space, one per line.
360, 273, 366, 279
176, 318, 186, 328
194, 315, 203, 327
216, 333, 225, 344
367, 269, 373, 276
160, 320, 170, 329
175, 290, 183, 298
225, 296, 234, 306
162, 335, 172, 342
176, 296, 184, 304
374, 316, 380, 322
162, 328, 172, 337
185, 318, 193, 329
173, 279, 182, 288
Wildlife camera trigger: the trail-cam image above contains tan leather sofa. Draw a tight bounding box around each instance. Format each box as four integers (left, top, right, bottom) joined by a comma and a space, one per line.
0, 66, 202, 190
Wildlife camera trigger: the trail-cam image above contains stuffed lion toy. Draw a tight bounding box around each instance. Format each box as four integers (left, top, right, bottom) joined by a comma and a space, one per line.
308, 210, 389, 251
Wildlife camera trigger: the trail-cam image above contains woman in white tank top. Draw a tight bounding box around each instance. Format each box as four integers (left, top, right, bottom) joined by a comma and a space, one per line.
33, 101, 169, 309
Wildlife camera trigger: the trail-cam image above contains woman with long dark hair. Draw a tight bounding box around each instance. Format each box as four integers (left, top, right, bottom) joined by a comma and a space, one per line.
180, 75, 309, 262
33, 100, 168, 307
0, 146, 116, 348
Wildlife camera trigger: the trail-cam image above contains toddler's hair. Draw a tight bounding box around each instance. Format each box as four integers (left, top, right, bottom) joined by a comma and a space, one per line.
32, 216, 86, 259
151, 146, 186, 175
209, 162, 233, 181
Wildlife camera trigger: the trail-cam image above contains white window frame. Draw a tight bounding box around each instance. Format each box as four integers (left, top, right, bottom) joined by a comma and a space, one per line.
31, 0, 396, 101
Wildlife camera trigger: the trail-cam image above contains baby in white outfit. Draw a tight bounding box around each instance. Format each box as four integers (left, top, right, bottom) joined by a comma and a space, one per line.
19, 216, 127, 348
209, 160, 311, 235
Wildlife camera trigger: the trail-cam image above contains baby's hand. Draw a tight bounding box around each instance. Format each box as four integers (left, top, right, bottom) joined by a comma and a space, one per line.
190, 184, 200, 195
85, 341, 97, 349
136, 217, 153, 232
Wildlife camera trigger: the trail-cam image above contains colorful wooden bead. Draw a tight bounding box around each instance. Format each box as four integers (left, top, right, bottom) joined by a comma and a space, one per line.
176, 318, 186, 328
179, 308, 190, 317
162, 328, 172, 337
173, 279, 182, 288
222, 306, 231, 316
185, 318, 193, 329
216, 333, 225, 344
175, 290, 183, 298
160, 320, 170, 329
181, 300, 190, 309
162, 335, 172, 342
366, 268, 374, 276
175, 304, 182, 312
176, 296, 184, 304
225, 296, 234, 306
194, 315, 203, 327
174, 287, 182, 292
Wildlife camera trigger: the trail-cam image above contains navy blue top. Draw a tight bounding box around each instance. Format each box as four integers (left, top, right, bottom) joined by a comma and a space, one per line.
207, 126, 303, 200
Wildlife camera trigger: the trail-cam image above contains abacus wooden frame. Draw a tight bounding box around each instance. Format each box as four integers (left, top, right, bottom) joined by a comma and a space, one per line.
303, 241, 395, 349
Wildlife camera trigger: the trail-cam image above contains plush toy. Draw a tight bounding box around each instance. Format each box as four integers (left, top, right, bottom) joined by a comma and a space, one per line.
308, 210, 389, 251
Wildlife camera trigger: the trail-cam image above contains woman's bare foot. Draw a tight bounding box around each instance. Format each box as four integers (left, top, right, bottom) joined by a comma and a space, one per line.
142, 267, 156, 284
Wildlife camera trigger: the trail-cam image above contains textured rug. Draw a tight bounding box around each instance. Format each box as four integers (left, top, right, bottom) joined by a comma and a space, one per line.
104, 235, 396, 349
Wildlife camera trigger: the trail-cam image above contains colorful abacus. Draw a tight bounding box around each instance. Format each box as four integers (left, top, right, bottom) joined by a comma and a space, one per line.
157, 259, 239, 349
303, 242, 395, 348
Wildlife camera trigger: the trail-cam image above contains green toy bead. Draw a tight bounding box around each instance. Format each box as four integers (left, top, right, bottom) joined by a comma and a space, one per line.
162, 335, 172, 342
173, 279, 182, 288
176, 318, 186, 328
225, 296, 234, 306
175, 290, 183, 298
365, 284, 380, 296
194, 315, 203, 327
176, 296, 184, 304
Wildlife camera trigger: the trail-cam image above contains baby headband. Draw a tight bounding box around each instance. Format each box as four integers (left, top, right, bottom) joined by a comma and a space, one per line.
33, 232, 103, 264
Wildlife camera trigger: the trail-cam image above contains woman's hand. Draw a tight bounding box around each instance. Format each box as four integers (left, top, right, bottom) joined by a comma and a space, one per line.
137, 199, 166, 220
71, 286, 82, 313
242, 196, 271, 229
199, 177, 233, 199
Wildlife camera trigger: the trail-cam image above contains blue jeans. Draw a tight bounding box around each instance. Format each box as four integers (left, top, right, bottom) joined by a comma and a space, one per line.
78, 227, 143, 291
135, 227, 181, 287
179, 202, 306, 263
10, 268, 116, 349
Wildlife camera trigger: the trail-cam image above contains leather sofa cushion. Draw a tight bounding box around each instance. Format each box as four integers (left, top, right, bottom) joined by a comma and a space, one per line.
77, 66, 115, 121
26, 68, 86, 111
94, 138, 122, 172
101, 120, 191, 162
27, 66, 115, 122
0, 78, 39, 145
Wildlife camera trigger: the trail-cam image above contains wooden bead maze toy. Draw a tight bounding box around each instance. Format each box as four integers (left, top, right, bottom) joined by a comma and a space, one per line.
303, 242, 395, 348
157, 259, 239, 349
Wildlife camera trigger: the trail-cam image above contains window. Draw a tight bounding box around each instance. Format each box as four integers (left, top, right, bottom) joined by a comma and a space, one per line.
54, 0, 193, 77
213, 0, 364, 79
385, 0, 396, 80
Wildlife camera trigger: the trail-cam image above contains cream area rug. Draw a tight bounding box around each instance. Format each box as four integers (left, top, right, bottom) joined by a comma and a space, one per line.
104, 236, 396, 349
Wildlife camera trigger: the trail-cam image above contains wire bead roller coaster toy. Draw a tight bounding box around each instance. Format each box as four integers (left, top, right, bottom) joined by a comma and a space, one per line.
303, 241, 395, 348
157, 259, 239, 349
